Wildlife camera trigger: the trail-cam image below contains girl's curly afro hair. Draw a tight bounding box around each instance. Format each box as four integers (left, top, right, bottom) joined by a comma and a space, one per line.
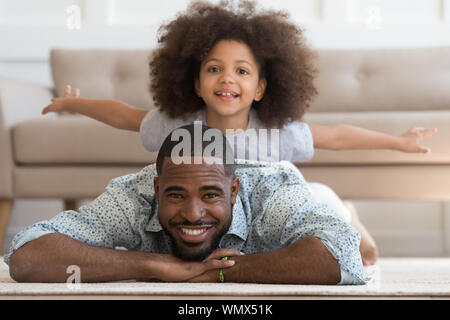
149, 0, 318, 128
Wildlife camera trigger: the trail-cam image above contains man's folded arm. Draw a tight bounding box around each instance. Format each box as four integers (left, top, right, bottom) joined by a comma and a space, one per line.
227, 183, 367, 285
8, 233, 159, 282
223, 235, 341, 284
6, 187, 145, 282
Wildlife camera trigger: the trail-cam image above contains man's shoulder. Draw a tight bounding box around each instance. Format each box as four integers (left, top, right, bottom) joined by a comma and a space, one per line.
235, 159, 304, 175
235, 159, 306, 186
107, 164, 157, 193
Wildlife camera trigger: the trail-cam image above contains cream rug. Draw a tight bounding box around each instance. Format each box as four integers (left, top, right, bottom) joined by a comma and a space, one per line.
1, 258, 450, 298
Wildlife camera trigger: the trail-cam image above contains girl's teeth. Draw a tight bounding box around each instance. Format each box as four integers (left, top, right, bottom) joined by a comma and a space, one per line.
181, 228, 206, 235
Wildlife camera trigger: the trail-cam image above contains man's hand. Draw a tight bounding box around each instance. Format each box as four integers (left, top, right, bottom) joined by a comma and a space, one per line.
186, 249, 245, 283
398, 127, 437, 153
42, 84, 80, 115
150, 248, 243, 282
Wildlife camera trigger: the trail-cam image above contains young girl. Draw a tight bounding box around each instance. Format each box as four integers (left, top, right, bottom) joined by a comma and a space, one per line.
42, 0, 436, 265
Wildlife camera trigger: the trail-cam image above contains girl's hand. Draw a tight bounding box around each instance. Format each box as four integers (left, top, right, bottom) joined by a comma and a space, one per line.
399, 127, 437, 153
42, 84, 80, 115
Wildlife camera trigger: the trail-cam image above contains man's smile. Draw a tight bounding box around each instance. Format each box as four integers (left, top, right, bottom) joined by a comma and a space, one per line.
176, 225, 213, 243
171, 220, 218, 244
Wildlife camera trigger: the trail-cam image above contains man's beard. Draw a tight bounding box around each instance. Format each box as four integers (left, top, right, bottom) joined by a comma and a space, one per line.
163, 216, 232, 262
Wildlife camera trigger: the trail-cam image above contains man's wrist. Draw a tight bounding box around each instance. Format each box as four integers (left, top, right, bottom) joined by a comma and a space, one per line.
221, 255, 243, 283
138, 252, 166, 281
218, 256, 228, 282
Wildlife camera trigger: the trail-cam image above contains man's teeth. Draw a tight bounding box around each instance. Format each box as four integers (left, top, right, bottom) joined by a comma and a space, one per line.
181, 228, 206, 235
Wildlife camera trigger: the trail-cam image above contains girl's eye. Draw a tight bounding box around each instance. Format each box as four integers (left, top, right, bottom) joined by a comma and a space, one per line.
208, 66, 221, 73
238, 69, 249, 75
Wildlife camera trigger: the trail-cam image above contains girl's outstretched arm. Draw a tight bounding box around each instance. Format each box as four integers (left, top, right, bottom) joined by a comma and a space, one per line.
309, 123, 437, 153
42, 85, 149, 132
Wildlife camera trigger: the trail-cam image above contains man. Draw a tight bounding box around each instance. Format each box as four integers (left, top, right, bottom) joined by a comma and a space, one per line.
5, 124, 366, 285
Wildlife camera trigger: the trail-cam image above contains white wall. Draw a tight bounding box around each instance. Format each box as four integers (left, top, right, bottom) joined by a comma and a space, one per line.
1, 0, 450, 256
2, 0, 450, 85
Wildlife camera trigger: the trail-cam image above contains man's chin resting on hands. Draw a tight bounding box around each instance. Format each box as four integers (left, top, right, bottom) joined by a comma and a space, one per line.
5, 124, 367, 285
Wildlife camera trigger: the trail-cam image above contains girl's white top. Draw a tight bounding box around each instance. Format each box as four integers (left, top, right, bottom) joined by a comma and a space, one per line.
140, 108, 314, 162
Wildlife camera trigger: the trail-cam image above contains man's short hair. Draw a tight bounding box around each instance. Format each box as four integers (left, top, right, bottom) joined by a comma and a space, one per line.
156, 123, 236, 176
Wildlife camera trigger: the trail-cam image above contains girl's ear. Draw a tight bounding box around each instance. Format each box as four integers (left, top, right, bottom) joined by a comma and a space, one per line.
194, 78, 202, 97
254, 78, 267, 102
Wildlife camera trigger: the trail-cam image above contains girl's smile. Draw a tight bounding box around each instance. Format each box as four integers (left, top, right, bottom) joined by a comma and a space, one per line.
215, 88, 240, 102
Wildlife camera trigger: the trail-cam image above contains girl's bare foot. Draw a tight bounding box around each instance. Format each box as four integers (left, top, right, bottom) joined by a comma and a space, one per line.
343, 201, 379, 266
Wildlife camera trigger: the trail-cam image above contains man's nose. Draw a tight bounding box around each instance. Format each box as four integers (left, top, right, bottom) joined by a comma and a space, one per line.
181, 198, 206, 223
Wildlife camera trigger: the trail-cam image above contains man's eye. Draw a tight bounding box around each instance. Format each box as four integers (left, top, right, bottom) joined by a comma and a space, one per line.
168, 193, 183, 199
204, 193, 219, 199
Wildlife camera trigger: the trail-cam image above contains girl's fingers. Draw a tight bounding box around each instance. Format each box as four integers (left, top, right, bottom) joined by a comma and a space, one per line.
423, 128, 438, 137
64, 85, 71, 97
410, 127, 437, 139
418, 146, 431, 154
42, 104, 55, 115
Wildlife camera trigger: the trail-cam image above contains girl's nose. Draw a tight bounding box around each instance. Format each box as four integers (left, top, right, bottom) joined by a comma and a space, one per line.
219, 69, 235, 84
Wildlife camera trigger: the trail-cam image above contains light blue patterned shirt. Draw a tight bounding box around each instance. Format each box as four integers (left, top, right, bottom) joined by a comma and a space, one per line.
4, 160, 366, 285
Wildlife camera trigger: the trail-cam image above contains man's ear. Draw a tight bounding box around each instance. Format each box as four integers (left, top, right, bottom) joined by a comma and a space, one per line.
254, 77, 267, 102
154, 177, 159, 202
230, 176, 240, 204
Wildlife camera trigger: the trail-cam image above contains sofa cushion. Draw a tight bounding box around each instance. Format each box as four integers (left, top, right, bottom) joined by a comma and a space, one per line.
50, 49, 154, 110
12, 111, 448, 165
14, 166, 145, 198
50, 47, 450, 115
311, 47, 450, 113
13, 116, 156, 165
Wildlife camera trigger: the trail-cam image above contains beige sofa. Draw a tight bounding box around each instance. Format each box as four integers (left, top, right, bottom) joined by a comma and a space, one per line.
1, 47, 449, 249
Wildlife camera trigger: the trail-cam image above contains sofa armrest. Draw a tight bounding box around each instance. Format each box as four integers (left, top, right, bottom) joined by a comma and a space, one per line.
0, 76, 55, 198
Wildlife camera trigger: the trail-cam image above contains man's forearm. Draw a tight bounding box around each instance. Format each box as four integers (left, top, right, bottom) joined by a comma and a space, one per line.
223, 237, 341, 284
9, 233, 158, 283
